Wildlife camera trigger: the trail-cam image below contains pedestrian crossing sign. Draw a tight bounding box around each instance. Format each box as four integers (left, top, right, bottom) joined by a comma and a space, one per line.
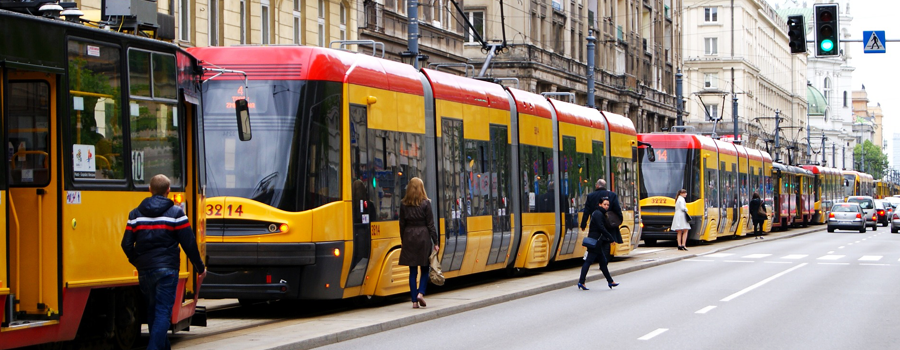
863, 31, 886, 53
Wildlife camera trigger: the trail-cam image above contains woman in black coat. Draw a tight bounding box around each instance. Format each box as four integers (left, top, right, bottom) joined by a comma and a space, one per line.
577, 198, 619, 290
749, 192, 767, 239
399, 177, 440, 308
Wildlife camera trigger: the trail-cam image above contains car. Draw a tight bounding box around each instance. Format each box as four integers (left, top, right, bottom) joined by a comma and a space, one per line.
827, 203, 866, 233
874, 200, 891, 227
846, 196, 877, 230
892, 211, 900, 233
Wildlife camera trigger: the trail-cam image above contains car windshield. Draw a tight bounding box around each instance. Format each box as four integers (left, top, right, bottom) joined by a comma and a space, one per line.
832, 204, 858, 212
848, 198, 873, 209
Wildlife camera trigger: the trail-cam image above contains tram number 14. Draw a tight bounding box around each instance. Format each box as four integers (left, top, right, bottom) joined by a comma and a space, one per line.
206, 204, 244, 217
655, 149, 668, 162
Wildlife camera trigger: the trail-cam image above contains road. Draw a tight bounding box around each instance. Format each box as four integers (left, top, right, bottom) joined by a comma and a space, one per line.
316, 226, 900, 350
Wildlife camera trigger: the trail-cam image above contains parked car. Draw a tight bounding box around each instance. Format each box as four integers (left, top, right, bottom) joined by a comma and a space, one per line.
847, 196, 877, 230
827, 203, 866, 233
892, 211, 900, 233
875, 200, 892, 227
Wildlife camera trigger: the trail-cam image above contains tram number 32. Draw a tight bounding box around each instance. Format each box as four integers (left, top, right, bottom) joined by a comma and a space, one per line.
206, 204, 244, 217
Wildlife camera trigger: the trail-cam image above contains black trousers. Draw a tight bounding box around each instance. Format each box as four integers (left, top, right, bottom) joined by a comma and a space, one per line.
753, 220, 764, 234
579, 243, 613, 284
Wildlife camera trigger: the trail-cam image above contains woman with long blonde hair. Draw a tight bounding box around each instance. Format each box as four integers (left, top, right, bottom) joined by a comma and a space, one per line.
398, 177, 439, 308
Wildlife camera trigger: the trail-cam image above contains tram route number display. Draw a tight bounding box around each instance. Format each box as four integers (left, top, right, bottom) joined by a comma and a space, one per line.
206, 204, 245, 217
132, 151, 144, 182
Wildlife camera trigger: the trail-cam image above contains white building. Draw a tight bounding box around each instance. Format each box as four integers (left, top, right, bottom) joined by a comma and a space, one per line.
682, 0, 808, 164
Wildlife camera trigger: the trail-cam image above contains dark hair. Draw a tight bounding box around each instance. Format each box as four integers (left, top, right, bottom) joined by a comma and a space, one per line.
752, 192, 760, 199
599, 197, 610, 206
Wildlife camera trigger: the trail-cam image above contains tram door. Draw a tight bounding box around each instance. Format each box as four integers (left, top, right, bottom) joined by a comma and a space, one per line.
5, 72, 60, 320
346, 104, 372, 288
0, 70, 7, 323
487, 125, 512, 264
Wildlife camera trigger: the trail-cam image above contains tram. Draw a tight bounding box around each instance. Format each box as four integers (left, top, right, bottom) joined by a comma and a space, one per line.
843, 170, 875, 199
189, 45, 641, 302
0, 4, 210, 349
770, 164, 813, 229
803, 165, 843, 223
637, 133, 773, 244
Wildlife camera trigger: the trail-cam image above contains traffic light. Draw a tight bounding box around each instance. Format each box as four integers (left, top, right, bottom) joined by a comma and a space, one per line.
787, 15, 807, 54
814, 4, 840, 57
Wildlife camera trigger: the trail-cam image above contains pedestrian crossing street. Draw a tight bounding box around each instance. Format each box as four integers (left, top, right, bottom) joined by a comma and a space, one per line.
687, 252, 900, 265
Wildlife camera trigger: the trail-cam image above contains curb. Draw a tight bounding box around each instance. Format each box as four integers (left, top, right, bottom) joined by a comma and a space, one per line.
272, 226, 825, 349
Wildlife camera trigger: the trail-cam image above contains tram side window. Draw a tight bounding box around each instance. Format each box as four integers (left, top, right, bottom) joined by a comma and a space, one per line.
590, 140, 605, 191
706, 167, 719, 207
128, 50, 182, 188
465, 139, 487, 216
520, 144, 553, 213
560, 136, 578, 222
611, 156, 634, 211
303, 82, 342, 210
68, 40, 124, 180
440, 118, 466, 230
8, 82, 51, 186
396, 132, 427, 202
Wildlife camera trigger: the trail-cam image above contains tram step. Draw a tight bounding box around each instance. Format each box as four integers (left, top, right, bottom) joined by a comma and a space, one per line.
191, 306, 207, 327
6, 319, 57, 329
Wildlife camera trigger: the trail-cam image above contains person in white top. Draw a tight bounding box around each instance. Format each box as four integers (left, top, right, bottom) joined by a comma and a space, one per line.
671, 189, 691, 250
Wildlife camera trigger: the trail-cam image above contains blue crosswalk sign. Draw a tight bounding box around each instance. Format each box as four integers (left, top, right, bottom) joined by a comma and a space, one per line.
863, 31, 886, 53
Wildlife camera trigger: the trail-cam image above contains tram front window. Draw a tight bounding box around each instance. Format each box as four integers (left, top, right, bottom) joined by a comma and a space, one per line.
202, 79, 342, 212
639, 148, 698, 201
843, 174, 856, 197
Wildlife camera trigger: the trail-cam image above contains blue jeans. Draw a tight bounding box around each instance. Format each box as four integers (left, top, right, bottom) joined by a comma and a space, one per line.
138, 268, 179, 350
408, 265, 428, 303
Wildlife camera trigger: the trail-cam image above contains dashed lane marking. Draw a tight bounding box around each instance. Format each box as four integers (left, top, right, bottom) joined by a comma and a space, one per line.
720, 263, 807, 302
695, 306, 717, 314
781, 254, 808, 260
685, 259, 714, 262
859, 255, 883, 261
764, 261, 793, 264
817, 255, 845, 260
818, 263, 850, 265
743, 254, 772, 259
860, 263, 891, 266
705, 253, 734, 258
638, 328, 669, 340
724, 260, 754, 263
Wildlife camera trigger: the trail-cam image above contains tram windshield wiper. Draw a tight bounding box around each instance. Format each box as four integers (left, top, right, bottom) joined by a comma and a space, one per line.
249, 172, 279, 203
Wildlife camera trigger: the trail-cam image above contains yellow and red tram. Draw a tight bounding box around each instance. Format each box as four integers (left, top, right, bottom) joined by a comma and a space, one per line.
843, 170, 875, 199
189, 45, 641, 302
803, 165, 843, 223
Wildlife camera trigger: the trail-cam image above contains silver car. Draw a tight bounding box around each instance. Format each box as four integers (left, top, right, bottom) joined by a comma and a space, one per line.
827, 203, 866, 233
846, 196, 877, 230
892, 210, 900, 233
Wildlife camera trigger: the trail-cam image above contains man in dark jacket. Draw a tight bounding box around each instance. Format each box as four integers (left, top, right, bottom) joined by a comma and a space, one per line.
581, 179, 623, 229
122, 174, 206, 350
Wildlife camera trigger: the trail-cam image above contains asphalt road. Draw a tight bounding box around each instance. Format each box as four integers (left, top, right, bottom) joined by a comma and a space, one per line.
316, 225, 900, 350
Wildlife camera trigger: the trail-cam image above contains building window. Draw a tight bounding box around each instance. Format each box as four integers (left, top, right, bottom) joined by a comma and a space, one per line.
318, 0, 326, 46
704, 73, 717, 89
704, 37, 718, 55
432, 0, 442, 28
261, 1, 270, 44
823, 77, 831, 104
294, 0, 302, 44
209, 0, 218, 46
398, 0, 406, 15
704, 7, 717, 22
179, 0, 190, 41
843, 91, 848, 107
340, 2, 347, 40
240, 0, 246, 44
464, 11, 484, 43
705, 104, 719, 120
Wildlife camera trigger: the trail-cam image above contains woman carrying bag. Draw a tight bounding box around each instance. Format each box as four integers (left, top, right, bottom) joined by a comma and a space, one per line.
749, 192, 767, 239
577, 198, 619, 290
671, 189, 691, 251
398, 177, 440, 309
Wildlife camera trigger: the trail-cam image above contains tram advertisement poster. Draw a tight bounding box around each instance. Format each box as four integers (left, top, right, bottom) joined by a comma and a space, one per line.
73, 144, 96, 178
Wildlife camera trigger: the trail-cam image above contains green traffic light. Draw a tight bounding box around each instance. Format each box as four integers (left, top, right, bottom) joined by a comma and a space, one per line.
820, 39, 834, 52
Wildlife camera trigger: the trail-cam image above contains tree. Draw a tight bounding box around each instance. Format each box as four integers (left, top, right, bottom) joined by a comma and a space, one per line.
853, 140, 890, 178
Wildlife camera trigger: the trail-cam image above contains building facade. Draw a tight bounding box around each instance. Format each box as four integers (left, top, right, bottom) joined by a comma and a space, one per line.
459, 0, 683, 133
682, 0, 808, 165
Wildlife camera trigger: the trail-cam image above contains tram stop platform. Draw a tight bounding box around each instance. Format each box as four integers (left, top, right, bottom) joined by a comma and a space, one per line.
172, 226, 823, 350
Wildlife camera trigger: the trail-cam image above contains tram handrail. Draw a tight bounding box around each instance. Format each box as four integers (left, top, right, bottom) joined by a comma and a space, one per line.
329, 40, 385, 58
10, 194, 20, 311
9, 150, 49, 169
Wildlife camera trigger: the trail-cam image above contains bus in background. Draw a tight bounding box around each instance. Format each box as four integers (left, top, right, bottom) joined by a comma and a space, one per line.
0, 4, 210, 349
189, 45, 642, 304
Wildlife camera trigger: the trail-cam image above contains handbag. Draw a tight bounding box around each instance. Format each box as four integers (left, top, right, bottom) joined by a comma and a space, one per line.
582, 236, 599, 249
757, 203, 766, 216
428, 250, 445, 286
684, 211, 693, 222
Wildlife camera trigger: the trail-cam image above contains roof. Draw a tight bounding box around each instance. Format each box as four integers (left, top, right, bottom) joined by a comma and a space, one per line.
807, 85, 827, 116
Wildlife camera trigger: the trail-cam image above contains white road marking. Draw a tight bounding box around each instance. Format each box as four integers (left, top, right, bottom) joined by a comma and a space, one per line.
860, 263, 891, 266
638, 328, 669, 340
827, 251, 834, 254
818, 263, 850, 265
781, 254, 808, 260
632, 248, 666, 255
704, 253, 734, 258
817, 255, 845, 260
685, 259, 714, 262
720, 263, 807, 302
859, 255, 883, 261
855, 241, 861, 243
838, 246, 845, 249
695, 306, 717, 314
724, 260, 754, 263
764, 261, 793, 264
743, 254, 772, 259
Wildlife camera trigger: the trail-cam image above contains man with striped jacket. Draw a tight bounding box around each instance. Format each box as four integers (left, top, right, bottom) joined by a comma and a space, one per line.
121, 174, 206, 350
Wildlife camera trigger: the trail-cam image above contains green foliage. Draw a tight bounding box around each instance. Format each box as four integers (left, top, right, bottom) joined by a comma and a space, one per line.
853, 140, 890, 178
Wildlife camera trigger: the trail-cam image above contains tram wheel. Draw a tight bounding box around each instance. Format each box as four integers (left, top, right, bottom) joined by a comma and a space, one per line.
642, 239, 657, 247
114, 288, 141, 350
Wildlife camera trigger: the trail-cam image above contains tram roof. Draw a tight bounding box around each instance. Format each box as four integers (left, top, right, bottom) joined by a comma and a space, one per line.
733, 144, 750, 159
746, 148, 764, 162
636, 133, 717, 150
189, 46, 424, 96
545, 98, 605, 128
600, 111, 636, 136
773, 162, 812, 175
506, 88, 554, 120
802, 165, 840, 175
421, 69, 510, 111
714, 140, 738, 156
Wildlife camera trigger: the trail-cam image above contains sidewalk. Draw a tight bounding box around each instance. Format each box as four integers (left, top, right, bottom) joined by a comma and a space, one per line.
174, 227, 822, 350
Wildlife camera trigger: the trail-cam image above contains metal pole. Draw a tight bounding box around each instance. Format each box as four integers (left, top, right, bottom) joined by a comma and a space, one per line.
587, 31, 596, 108
774, 110, 781, 162
732, 67, 738, 143
833, 143, 836, 168
676, 70, 683, 126
408, 0, 419, 69
822, 131, 826, 165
